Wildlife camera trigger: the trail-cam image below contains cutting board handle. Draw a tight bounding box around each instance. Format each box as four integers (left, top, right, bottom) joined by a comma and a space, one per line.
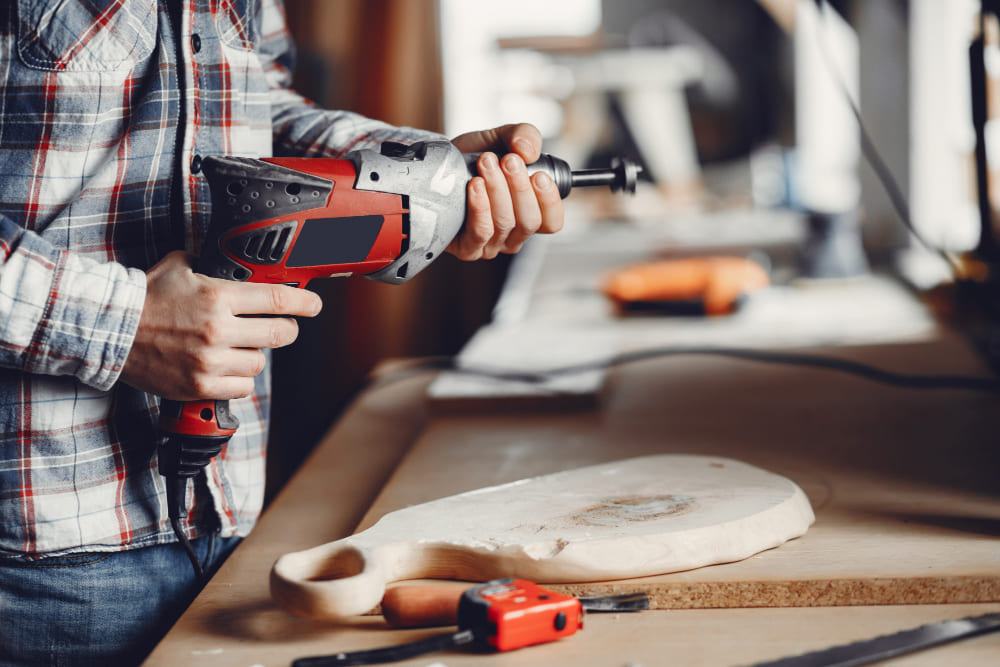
270, 539, 393, 618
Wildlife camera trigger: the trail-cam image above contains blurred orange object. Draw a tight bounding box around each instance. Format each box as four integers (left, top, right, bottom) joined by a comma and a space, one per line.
603, 256, 770, 316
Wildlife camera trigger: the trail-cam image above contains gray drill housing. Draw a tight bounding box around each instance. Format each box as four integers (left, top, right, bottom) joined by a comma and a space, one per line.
352, 140, 472, 285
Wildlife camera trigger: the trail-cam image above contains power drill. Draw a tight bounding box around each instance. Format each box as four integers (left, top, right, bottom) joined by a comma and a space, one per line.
157, 140, 639, 574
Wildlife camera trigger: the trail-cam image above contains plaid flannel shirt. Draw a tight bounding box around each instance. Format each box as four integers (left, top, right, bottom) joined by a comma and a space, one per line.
0, 0, 435, 559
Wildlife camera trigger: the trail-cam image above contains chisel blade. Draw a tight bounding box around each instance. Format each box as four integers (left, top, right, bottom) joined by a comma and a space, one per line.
748, 613, 1000, 667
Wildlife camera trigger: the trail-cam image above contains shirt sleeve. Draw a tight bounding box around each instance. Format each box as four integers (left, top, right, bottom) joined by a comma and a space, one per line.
0, 216, 146, 392
257, 0, 445, 158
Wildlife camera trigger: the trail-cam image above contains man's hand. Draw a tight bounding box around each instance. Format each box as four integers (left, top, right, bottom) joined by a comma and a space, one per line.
120, 251, 322, 401
448, 123, 565, 260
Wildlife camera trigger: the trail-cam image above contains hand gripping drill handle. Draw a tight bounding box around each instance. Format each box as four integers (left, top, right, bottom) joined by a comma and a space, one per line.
157, 258, 242, 577
157, 228, 243, 516
157, 237, 245, 575
158, 396, 239, 512
156, 155, 342, 532
156, 142, 640, 573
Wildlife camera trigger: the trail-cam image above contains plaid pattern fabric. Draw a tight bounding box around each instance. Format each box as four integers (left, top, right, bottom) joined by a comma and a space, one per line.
0, 0, 434, 558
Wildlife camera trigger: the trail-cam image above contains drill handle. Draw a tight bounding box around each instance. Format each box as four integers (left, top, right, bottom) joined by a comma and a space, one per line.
159, 398, 239, 439
158, 398, 239, 475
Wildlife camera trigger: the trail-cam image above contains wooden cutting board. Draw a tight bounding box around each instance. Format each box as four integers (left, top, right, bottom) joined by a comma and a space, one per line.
270, 455, 814, 619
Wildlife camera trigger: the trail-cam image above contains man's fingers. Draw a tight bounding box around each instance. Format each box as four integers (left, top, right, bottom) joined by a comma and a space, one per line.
532, 172, 564, 234
190, 375, 257, 401
213, 348, 269, 379
451, 122, 542, 163
499, 123, 543, 164
226, 281, 322, 317
479, 152, 516, 258
448, 177, 491, 260
451, 125, 506, 154
123, 250, 324, 401
444, 122, 561, 262
499, 153, 542, 253
183, 348, 267, 400
230, 317, 300, 350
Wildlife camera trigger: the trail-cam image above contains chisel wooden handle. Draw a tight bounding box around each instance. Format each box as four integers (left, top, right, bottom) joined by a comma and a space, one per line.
381, 583, 469, 628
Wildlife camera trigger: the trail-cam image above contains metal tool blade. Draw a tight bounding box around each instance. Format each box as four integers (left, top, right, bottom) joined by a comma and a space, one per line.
748, 613, 1000, 667
578, 591, 650, 612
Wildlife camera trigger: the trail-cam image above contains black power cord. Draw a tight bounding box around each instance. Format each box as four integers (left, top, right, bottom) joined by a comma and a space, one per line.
813, 0, 963, 278
165, 475, 204, 580
293, 629, 478, 667
377, 347, 1000, 395
157, 419, 230, 580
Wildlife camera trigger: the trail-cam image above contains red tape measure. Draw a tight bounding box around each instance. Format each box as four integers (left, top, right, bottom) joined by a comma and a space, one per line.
457, 578, 584, 651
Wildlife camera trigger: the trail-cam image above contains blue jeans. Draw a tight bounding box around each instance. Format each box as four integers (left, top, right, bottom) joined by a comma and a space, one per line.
0, 533, 241, 667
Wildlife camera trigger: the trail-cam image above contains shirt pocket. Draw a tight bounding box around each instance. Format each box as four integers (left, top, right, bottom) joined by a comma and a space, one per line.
16, 0, 156, 72
215, 0, 260, 51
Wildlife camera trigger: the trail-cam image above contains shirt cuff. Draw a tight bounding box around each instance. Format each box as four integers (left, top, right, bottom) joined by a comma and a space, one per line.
31, 249, 147, 391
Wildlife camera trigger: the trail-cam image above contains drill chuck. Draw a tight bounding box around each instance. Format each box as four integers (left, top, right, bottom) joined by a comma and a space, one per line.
570, 157, 640, 195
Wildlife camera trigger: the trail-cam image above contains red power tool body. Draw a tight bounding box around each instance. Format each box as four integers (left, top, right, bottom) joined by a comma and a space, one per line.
158, 148, 416, 466
156, 141, 638, 572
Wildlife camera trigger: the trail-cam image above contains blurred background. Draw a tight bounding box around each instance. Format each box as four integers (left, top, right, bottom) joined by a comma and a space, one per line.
267, 0, 1000, 500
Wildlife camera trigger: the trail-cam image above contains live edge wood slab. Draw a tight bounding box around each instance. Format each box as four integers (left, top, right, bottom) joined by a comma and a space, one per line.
270, 455, 815, 619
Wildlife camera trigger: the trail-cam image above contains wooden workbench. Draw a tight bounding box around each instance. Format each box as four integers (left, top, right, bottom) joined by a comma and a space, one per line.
146, 217, 1000, 666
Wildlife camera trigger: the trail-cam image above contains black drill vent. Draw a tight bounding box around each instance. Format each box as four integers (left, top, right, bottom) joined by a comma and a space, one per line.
227, 221, 297, 265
